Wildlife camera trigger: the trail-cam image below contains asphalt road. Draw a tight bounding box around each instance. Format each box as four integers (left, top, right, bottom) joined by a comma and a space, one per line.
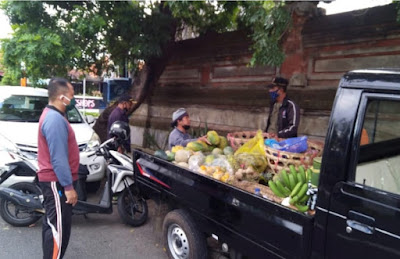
0, 199, 168, 259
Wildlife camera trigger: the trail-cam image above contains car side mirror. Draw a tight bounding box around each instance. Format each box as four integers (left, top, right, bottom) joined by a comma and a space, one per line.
86, 115, 95, 124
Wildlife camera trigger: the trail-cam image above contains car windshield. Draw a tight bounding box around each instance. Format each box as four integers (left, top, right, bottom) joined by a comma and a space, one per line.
0, 94, 83, 123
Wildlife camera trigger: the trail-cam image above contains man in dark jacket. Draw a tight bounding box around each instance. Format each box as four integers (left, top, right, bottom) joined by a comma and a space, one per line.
107, 95, 135, 152
265, 77, 300, 138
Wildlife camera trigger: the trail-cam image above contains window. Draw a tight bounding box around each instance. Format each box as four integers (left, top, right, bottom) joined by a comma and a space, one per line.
355, 98, 400, 195
66, 108, 83, 123
0, 95, 48, 122
0, 94, 82, 123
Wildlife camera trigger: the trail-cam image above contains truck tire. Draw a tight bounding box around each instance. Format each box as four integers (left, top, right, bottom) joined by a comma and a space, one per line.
117, 187, 148, 226
0, 182, 42, 227
163, 209, 207, 259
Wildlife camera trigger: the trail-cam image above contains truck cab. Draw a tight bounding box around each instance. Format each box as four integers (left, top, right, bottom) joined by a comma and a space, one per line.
316, 69, 400, 258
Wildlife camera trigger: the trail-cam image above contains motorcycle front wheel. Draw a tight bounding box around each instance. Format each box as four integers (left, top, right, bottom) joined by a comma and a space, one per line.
117, 187, 148, 226
0, 182, 43, 227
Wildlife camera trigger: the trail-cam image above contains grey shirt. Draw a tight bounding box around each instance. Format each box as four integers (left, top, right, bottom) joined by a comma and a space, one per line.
168, 128, 197, 150
267, 102, 282, 134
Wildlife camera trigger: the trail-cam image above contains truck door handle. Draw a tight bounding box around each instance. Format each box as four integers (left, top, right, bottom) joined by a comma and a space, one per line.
346, 210, 375, 235
346, 219, 374, 234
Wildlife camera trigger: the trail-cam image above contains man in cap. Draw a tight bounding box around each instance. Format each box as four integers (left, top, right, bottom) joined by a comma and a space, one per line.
265, 77, 300, 138
168, 108, 209, 150
107, 95, 136, 152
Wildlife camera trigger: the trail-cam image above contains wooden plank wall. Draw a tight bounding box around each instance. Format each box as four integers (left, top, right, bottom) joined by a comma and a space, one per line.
130, 4, 400, 148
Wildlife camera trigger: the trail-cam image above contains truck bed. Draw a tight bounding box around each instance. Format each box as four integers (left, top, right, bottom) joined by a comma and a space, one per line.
133, 149, 314, 258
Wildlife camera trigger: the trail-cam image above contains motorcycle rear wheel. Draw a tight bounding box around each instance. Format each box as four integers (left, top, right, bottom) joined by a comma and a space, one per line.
0, 182, 42, 227
117, 187, 148, 226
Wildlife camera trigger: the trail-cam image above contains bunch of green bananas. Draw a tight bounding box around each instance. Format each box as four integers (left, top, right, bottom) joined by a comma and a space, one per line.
268, 165, 312, 212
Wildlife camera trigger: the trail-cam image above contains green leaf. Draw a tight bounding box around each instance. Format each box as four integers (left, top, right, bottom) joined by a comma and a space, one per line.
1, 0, 293, 83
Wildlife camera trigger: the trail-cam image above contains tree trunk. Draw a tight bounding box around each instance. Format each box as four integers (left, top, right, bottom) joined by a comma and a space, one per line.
92, 56, 173, 143
93, 5, 177, 143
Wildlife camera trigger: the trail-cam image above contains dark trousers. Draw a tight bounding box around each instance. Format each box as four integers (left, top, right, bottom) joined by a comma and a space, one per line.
39, 182, 73, 259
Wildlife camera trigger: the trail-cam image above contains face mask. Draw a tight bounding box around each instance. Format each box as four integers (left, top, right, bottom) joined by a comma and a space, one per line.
183, 125, 191, 130
61, 95, 76, 111
123, 104, 129, 113
269, 90, 279, 102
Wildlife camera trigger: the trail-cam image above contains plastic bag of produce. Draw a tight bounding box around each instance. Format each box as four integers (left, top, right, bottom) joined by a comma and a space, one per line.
211, 157, 234, 175
188, 153, 205, 172
265, 136, 308, 153
234, 153, 267, 174
233, 130, 267, 173
234, 130, 266, 157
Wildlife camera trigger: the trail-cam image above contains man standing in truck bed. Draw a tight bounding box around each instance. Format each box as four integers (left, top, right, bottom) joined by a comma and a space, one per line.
265, 77, 300, 138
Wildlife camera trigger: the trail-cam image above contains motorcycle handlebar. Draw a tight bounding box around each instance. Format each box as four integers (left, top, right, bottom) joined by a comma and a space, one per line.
87, 151, 96, 158
91, 138, 120, 158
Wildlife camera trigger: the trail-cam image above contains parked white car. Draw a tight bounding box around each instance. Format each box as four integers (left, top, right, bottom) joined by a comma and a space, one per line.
0, 132, 39, 186
0, 86, 106, 185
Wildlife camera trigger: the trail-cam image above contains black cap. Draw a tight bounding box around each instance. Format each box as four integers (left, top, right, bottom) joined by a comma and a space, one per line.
267, 77, 289, 88
117, 95, 136, 103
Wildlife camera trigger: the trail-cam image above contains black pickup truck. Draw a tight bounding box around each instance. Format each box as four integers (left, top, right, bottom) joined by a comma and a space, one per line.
132, 69, 400, 259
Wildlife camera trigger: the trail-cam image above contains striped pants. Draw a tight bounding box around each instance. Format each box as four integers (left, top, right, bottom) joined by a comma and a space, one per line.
39, 182, 73, 259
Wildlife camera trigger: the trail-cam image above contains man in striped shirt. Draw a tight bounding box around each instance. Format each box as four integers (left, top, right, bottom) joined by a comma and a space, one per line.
265, 77, 300, 138
37, 78, 79, 259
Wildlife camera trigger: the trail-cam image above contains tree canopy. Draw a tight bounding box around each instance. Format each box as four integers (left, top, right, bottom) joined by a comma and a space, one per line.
0, 1, 292, 85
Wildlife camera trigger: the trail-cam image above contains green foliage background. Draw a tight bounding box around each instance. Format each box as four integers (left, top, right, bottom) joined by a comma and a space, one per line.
0, 1, 292, 86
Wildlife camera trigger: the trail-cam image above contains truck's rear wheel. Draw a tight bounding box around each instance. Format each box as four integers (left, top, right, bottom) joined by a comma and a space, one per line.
163, 209, 207, 259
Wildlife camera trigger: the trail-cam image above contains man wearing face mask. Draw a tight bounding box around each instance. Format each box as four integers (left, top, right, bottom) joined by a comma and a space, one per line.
107, 95, 135, 153
37, 78, 79, 258
168, 108, 209, 150
265, 77, 300, 138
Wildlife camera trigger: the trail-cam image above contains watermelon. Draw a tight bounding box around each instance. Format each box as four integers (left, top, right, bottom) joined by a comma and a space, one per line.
187, 141, 205, 152
207, 131, 220, 145
218, 136, 228, 149
223, 146, 233, 155
197, 140, 209, 150
154, 150, 168, 160
212, 148, 223, 156
165, 151, 175, 161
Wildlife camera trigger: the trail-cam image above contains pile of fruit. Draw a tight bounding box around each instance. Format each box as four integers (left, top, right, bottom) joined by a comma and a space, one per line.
187, 130, 229, 152
268, 165, 311, 212
155, 131, 236, 182
198, 165, 232, 183
154, 130, 316, 213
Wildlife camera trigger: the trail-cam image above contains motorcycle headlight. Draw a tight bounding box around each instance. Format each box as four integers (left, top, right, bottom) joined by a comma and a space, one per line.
85, 132, 100, 151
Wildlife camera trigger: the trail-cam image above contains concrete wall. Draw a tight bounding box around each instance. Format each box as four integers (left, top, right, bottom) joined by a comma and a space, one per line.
130, 3, 400, 149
